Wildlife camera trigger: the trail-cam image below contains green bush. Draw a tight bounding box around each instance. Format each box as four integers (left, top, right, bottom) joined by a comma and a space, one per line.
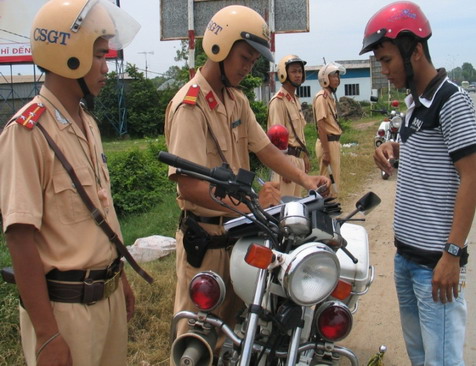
108, 141, 175, 216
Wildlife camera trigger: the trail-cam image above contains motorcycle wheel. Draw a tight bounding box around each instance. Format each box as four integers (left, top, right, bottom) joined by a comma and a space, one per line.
381, 170, 389, 180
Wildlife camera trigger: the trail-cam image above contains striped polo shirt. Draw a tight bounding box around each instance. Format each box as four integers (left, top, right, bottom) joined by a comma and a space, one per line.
394, 71, 476, 267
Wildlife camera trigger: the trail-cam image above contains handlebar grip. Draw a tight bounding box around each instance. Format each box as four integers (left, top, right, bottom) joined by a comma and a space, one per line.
158, 151, 235, 182
158, 151, 213, 178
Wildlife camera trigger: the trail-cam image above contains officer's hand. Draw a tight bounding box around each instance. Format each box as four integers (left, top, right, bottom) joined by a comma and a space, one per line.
36, 334, 72, 366
121, 272, 136, 322
322, 151, 330, 166
304, 154, 311, 173
303, 175, 331, 197
258, 181, 281, 208
374, 142, 399, 176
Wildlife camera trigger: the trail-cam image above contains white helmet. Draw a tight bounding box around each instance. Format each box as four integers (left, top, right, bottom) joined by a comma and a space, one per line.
318, 62, 346, 88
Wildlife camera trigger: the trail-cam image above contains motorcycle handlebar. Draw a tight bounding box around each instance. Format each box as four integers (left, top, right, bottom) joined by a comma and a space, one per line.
158, 151, 235, 182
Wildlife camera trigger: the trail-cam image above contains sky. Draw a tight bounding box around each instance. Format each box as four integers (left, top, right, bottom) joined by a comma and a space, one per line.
1, 0, 475, 78
119, 0, 476, 77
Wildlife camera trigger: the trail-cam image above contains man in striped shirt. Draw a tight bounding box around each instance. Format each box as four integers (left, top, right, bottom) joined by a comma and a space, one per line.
361, 2, 476, 365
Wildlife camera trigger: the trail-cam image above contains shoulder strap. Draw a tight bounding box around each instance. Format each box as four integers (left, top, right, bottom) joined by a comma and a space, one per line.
284, 105, 309, 155
36, 123, 153, 284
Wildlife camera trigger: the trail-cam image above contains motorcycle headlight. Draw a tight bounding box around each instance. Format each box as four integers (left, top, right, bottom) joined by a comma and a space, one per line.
278, 243, 340, 306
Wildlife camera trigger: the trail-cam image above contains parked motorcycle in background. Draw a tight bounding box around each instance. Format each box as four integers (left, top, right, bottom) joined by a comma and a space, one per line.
373, 100, 403, 180
160, 144, 383, 364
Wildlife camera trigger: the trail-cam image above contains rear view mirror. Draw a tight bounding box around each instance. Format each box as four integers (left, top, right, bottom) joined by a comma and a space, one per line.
356, 192, 381, 215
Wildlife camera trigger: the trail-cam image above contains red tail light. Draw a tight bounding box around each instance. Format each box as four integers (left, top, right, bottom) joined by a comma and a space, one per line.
377, 129, 385, 137
315, 301, 353, 342
189, 272, 226, 312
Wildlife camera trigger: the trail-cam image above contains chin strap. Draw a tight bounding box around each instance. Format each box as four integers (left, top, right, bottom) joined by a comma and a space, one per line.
397, 42, 421, 108
77, 78, 95, 111
289, 80, 301, 88
219, 61, 232, 88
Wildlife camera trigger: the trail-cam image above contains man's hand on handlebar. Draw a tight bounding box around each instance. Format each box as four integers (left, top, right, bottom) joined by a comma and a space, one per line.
303, 175, 331, 197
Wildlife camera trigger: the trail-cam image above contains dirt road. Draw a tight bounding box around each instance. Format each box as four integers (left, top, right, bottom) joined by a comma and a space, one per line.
339, 171, 407, 365
339, 169, 476, 366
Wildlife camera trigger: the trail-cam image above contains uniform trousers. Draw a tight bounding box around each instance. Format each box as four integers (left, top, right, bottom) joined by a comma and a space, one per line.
315, 139, 341, 198
271, 154, 305, 198
173, 228, 244, 339
20, 281, 128, 366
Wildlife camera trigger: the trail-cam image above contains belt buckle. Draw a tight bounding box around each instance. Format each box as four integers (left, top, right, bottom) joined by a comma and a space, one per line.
103, 270, 121, 299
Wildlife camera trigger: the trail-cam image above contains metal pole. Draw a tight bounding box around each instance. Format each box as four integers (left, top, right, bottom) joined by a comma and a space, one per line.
138, 51, 154, 78
187, 0, 196, 79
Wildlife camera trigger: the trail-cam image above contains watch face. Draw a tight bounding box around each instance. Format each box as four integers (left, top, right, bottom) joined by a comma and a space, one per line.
447, 244, 461, 256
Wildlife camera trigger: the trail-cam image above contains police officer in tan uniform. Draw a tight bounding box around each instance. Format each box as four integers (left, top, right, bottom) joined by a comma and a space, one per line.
0, 1, 141, 365
165, 5, 330, 342
268, 55, 310, 197
313, 62, 346, 198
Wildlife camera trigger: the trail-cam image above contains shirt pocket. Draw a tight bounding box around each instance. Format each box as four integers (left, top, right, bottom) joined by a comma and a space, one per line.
52, 167, 95, 225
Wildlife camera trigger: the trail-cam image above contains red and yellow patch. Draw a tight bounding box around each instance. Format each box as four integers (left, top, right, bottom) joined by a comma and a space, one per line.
183, 84, 200, 105
15, 103, 46, 129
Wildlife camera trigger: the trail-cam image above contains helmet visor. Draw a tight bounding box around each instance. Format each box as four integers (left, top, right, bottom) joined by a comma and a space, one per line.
241, 31, 274, 62
359, 28, 388, 55
72, 0, 140, 50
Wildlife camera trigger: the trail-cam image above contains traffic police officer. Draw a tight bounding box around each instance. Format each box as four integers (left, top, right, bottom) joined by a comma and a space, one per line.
0, 1, 140, 365
313, 62, 346, 197
165, 5, 330, 343
268, 54, 310, 197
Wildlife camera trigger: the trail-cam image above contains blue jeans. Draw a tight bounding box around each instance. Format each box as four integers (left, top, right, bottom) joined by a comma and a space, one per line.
394, 254, 467, 366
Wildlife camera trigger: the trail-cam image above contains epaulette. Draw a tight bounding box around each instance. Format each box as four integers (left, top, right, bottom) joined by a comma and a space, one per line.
183, 84, 200, 105
276, 91, 285, 99
15, 103, 46, 129
323, 90, 328, 99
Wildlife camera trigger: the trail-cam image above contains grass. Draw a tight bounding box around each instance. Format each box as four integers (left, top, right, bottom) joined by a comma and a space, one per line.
0, 117, 381, 365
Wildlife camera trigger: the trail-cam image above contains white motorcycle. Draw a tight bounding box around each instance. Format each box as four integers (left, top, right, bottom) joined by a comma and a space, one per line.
159, 151, 382, 366
374, 102, 403, 180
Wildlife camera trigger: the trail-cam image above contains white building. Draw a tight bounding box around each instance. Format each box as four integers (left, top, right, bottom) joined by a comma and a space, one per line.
296, 59, 371, 104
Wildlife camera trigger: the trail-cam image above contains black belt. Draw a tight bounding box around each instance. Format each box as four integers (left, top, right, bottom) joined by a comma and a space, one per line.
327, 134, 341, 142
44, 259, 123, 304
287, 145, 305, 158
207, 235, 238, 249
46, 258, 122, 282
182, 210, 230, 226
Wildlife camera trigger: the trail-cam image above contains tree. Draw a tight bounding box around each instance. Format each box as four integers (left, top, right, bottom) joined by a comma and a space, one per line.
448, 62, 475, 84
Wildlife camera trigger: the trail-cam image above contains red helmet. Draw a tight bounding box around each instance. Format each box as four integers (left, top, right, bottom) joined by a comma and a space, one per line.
267, 124, 289, 151
359, 1, 431, 55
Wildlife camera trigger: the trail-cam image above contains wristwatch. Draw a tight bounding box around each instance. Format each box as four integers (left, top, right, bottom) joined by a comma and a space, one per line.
444, 243, 463, 257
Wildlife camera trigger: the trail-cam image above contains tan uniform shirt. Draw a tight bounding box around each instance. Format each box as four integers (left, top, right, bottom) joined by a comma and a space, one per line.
0, 86, 120, 272
165, 69, 270, 218
313, 89, 342, 136
267, 86, 307, 148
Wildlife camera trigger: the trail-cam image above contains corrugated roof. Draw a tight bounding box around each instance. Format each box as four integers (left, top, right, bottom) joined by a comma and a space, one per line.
0, 74, 45, 84
305, 59, 370, 71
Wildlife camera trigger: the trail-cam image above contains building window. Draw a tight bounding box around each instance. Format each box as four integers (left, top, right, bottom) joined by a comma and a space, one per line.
297, 85, 311, 98
344, 84, 360, 96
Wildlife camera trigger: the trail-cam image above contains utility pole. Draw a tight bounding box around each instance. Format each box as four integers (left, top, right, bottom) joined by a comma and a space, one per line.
138, 51, 154, 78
